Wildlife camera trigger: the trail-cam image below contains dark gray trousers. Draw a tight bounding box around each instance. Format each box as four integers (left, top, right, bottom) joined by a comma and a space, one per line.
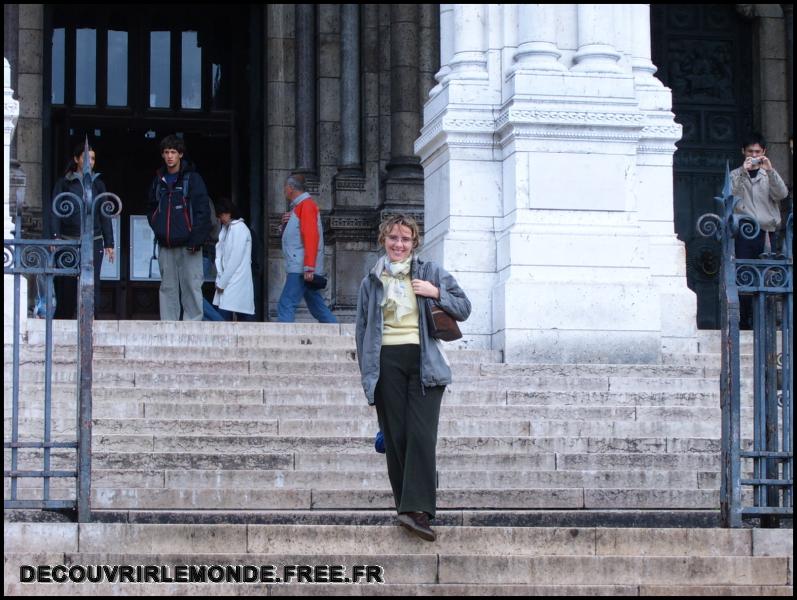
374, 344, 444, 518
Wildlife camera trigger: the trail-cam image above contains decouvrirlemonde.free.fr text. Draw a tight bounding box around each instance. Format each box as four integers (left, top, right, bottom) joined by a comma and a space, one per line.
20, 564, 385, 584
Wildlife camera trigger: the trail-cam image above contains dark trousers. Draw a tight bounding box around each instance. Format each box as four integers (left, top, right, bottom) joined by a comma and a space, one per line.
374, 344, 444, 518
54, 238, 104, 319
735, 230, 770, 330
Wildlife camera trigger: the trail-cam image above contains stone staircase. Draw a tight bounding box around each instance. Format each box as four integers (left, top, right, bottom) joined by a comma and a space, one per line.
3, 522, 792, 595
4, 320, 793, 594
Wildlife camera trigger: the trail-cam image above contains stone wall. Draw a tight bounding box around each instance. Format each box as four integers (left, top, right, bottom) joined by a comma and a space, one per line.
265, 4, 437, 319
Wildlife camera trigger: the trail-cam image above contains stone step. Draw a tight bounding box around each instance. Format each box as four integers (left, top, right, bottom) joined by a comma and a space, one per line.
0, 581, 664, 597
25, 319, 349, 336
6, 385, 732, 407
27, 331, 359, 349
9, 400, 741, 423
118, 344, 504, 365
8, 467, 716, 491
10, 417, 545, 437
528, 420, 724, 438
7, 417, 738, 439
479, 363, 705, 378
4, 486, 725, 510
96, 488, 721, 510
7, 352, 717, 379
11, 370, 727, 394
7, 522, 791, 557
4, 523, 791, 591
4, 570, 791, 596
297, 452, 722, 472
88, 434, 724, 454
7, 450, 723, 473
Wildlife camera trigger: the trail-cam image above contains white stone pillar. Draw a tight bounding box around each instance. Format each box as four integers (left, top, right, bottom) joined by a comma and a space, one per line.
631, 5, 697, 351
429, 4, 454, 96
417, 4, 695, 362
513, 4, 565, 72
5, 57, 25, 342
447, 4, 488, 80
4, 59, 16, 239
416, 4, 499, 351
631, 4, 663, 88
572, 4, 622, 73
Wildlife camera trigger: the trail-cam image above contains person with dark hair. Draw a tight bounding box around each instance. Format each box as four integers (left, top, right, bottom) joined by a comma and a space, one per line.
730, 132, 789, 328
277, 174, 337, 323
147, 134, 212, 321
50, 141, 115, 318
211, 197, 255, 321
355, 214, 471, 542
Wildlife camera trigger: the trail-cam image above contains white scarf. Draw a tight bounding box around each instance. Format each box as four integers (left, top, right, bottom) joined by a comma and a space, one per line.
379, 255, 414, 320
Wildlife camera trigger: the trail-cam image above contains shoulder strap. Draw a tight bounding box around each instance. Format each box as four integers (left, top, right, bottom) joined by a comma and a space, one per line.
424, 260, 437, 285
184, 174, 193, 225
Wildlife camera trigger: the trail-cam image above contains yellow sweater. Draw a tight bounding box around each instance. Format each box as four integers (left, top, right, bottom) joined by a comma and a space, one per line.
380, 272, 420, 345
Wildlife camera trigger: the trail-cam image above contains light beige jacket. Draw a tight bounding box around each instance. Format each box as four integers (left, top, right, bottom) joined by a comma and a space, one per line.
730, 166, 789, 232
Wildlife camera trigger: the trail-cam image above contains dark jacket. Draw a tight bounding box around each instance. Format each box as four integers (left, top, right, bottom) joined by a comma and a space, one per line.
147, 160, 211, 249
355, 256, 472, 405
51, 171, 114, 247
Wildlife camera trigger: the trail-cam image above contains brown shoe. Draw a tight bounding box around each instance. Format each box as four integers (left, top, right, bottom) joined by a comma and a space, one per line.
397, 512, 436, 542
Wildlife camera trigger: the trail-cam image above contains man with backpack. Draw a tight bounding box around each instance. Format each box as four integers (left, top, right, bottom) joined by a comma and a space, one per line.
147, 134, 212, 321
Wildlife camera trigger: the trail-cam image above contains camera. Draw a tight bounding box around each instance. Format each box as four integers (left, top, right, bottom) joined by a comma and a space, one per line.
749, 157, 761, 166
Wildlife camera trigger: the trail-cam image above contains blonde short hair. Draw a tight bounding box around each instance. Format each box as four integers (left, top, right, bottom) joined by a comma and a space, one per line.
377, 214, 421, 250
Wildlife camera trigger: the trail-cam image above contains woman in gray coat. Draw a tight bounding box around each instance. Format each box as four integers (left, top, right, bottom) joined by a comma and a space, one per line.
355, 214, 471, 542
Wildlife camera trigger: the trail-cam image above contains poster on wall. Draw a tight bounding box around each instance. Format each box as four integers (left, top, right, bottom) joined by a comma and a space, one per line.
129, 215, 160, 281
99, 215, 120, 280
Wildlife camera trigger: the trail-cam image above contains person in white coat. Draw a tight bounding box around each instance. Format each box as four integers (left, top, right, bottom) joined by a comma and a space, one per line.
212, 198, 255, 321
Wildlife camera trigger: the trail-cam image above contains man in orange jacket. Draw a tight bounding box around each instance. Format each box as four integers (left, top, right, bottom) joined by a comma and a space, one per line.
277, 174, 337, 323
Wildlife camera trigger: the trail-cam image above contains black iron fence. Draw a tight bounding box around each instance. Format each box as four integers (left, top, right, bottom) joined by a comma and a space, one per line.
3, 140, 121, 522
698, 165, 793, 527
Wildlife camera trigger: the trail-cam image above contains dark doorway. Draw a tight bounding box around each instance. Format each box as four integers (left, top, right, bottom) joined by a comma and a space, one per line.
59, 120, 232, 319
651, 4, 754, 329
46, 4, 259, 319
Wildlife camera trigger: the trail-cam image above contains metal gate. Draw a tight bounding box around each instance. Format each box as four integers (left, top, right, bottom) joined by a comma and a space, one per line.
4, 141, 121, 522
698, 166, 793, 527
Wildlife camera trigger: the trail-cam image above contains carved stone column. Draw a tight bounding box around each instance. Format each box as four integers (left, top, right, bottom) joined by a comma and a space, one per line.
513, 4, 564, 72
631, 4, 662, 88
333, 4, 366, 205
781, 3, 793, 185
448, 4, 488, 80
5, 57, 26, 340
418, 4, 439, 106
338, 4, 361, 175
571, 4, 623, 73
429, 4, 454, 97
383, 5, 423, 213
295, 4, 318, 192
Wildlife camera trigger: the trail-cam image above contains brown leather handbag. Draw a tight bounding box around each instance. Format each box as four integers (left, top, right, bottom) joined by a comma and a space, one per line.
425, 299, 462, 341
423, 261, 462, 341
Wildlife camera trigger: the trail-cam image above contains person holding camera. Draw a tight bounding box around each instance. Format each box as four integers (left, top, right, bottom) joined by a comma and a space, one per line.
730, 132, 789, 328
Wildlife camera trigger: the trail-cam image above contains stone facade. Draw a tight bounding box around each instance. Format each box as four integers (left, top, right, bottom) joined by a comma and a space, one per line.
415, 4, 791, 363
265, 5, 434, 320
4, 4, 792, 361
6, 4, 43, 235
5, 58, 26, 342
